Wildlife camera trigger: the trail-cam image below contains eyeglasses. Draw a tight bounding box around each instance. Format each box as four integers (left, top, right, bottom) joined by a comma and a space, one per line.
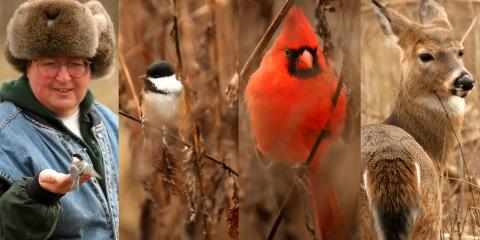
34, 58, 91, 78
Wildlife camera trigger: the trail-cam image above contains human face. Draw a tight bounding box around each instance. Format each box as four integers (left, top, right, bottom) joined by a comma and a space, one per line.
27, 56, 91, 117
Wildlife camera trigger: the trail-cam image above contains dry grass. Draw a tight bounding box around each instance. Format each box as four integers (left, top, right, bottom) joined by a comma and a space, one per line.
362, 0, 480, 238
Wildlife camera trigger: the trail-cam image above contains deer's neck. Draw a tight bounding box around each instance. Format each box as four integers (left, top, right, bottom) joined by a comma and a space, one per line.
385, 90, 464, 166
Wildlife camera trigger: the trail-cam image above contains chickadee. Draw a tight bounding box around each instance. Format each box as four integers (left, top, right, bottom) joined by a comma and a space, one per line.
69, 154, 101, 191
140, 60, 186, 138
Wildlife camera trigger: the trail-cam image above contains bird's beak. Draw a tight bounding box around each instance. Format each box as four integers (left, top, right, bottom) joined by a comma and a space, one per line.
139, 75, 146, 80
296, 50, 313, 70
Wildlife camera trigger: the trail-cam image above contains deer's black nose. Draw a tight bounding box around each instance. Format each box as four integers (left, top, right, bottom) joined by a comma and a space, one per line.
454, 72, 475, 91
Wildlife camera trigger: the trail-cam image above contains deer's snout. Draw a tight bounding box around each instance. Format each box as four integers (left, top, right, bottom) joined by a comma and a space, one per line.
454, 72, 475, 91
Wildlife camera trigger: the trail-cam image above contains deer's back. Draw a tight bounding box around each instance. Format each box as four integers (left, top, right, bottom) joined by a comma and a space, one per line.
360, 124, 441, 239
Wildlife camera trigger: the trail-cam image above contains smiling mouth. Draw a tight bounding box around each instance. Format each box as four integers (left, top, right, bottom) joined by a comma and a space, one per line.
54, 88, 73, 94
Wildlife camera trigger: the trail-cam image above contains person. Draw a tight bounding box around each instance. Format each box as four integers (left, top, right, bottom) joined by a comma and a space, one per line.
0, 0, 118, 239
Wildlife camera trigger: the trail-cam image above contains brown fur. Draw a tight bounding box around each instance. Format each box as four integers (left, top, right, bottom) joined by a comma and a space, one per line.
362, 0, 473, 239
5, 0, 116, 79
361, 125, 441, 239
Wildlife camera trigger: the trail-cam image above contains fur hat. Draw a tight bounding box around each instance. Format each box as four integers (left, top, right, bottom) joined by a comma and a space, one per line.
5, 0, 116, 79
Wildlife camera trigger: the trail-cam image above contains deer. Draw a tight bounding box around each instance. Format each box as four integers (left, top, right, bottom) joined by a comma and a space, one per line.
361, 0, 476, 239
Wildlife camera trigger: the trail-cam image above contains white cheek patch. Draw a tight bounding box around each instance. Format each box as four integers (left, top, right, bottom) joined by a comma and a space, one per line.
150, 75, 183, 94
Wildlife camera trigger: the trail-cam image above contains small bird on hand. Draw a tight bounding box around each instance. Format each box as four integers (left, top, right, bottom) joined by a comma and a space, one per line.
70, 154, 101, 191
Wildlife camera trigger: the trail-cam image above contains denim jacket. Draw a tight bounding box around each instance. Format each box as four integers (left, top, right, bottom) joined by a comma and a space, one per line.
0, 101, 119, 239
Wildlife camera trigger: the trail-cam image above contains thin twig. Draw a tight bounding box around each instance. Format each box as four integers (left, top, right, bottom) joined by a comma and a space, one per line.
119, 107, 239, 178
171, 0, 184, 82
460, 16, 477, 44
203, 153, 239, 177
443, 219, 453, 240
445, 176, 480, 191
239, 0, 296, 91
361, 0, 480, 12
119, 110, 141, 123
119, 51, 141, 116
434, 91, 480, 224
267, 184, 294, 240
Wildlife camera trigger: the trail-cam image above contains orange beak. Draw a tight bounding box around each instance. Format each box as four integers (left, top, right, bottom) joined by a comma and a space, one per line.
296, 50, 313, 70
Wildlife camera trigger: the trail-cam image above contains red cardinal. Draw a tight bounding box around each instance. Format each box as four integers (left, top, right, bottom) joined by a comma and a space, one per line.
246, 7, 346, 168
245, 7, 347, 239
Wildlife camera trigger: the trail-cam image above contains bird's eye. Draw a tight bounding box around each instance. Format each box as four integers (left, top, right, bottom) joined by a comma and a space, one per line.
285, 48, 291, 56
419, 53, 434, 62
458, 49, 464, 57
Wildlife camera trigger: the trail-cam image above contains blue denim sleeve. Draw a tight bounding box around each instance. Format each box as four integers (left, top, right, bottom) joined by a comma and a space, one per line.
0, 177, 61, 239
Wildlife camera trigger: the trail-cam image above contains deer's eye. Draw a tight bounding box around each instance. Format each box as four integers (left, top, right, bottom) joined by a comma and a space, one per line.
419, 53, 434, 62
458, 49, 464, 57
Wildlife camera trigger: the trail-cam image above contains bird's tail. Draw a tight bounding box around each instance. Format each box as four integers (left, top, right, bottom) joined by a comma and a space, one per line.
309, 177, 346, 240
363, 158, 421, 240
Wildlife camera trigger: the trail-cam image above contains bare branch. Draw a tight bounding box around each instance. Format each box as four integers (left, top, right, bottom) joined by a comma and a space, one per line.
239, 0, 296, 92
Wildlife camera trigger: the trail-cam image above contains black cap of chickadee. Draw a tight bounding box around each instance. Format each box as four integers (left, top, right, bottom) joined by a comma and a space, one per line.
140, 60, 186, 130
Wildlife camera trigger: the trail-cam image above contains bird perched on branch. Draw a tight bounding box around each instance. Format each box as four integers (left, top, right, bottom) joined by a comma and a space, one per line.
140, 60, 186, 142
245, 7, 347, 239
245, 7, 346, 169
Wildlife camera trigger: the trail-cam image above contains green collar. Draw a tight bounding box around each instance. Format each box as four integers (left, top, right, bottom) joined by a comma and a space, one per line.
0, 76, 94, 124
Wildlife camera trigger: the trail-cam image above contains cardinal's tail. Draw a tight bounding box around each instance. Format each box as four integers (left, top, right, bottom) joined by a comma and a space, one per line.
310, 178, 346, 240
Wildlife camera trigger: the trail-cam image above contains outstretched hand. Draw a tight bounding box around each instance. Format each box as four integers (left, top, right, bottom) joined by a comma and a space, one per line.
39, 169, 93, 194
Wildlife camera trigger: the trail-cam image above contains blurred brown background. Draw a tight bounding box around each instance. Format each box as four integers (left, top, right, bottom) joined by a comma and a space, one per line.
362, 0, 480, 238
0, 0, 118, 112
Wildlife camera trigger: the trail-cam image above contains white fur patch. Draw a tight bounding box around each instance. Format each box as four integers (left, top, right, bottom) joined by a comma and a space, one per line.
150, 75, 183, 95
364, 170, 385, 240
415, 94, 465, 116
363, 171, 371, 202
415, 162, 421, 192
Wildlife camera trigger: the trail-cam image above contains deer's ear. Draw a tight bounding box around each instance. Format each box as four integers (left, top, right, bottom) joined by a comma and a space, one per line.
418, 0, 452, 29
371, 0, 416, 43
